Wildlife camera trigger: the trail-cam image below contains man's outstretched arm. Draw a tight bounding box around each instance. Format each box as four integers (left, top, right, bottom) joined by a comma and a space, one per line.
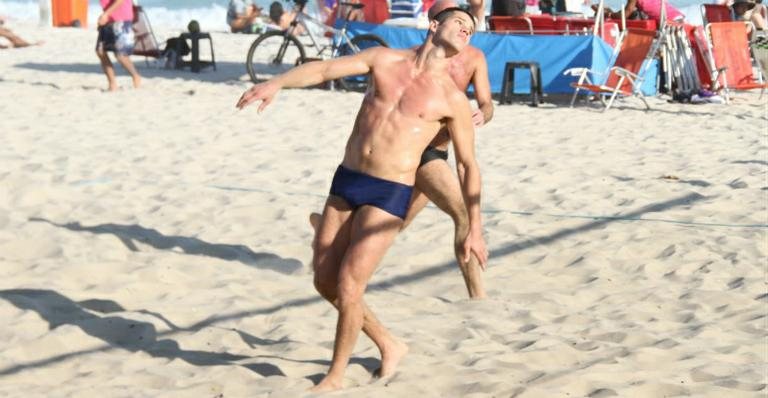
236, 47, 382, 112
446, 91, 488, 267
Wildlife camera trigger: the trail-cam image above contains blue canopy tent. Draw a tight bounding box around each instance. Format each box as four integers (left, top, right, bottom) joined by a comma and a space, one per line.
343, 21, 657, 96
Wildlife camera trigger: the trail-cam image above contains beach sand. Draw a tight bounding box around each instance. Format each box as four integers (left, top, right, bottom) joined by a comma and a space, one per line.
0, 22, 766, 397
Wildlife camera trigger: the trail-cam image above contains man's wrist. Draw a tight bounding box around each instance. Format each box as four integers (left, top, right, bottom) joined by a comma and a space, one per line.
470, 221, 482, 235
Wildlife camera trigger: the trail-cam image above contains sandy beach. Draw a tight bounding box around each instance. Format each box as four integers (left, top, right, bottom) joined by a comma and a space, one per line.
0, 21, 766, 397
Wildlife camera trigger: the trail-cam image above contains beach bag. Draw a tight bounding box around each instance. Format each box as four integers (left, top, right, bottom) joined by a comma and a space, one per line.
163, 37, 191, 57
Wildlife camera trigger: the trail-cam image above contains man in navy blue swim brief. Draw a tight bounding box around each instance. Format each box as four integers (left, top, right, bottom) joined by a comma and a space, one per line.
237, 6, 488, 392
310, 0, 494, 300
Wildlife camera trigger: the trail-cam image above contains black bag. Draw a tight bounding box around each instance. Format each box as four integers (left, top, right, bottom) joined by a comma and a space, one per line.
163, 37, 191, 57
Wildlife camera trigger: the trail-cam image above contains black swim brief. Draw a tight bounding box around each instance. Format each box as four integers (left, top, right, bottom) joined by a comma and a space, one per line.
418, 146, 449, 168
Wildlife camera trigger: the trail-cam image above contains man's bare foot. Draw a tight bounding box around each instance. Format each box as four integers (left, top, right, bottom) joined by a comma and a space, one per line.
107, 84, 119, 92
470, 291, 488, 300
376, 339, 408, 378
132, 75, 141, 89
309, 376, 342, 392
309, 212, 321, 231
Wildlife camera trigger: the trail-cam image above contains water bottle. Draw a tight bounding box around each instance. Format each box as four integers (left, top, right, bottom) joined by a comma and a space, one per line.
39, 0, 50, 27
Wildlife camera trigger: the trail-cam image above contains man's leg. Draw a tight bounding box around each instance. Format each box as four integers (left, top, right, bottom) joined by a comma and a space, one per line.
312, 198, 407, 385
313, 205, 404, 392
96, 49, 119, 91
115, 54, 141, 89
0, 27, 37, 48
414, 160, 486, 299
400, 187, 430, 230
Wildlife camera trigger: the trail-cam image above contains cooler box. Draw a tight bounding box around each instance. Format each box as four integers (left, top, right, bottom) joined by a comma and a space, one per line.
51, 0, 88, 28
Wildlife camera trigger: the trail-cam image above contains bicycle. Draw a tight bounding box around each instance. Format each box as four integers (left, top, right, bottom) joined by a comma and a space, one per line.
245, 0, 388, 91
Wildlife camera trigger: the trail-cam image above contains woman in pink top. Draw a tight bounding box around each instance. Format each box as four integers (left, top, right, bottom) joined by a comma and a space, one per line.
95, 0, 141, 91
605, 0, 685, 24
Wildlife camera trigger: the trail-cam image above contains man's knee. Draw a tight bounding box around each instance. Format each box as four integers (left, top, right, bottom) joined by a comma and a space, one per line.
313, 273, 336, 300
336, 275, 365, 307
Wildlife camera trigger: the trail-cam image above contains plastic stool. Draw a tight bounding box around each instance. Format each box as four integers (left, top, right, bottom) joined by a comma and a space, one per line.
175, 32, 216, 73
500, 61, 543, 106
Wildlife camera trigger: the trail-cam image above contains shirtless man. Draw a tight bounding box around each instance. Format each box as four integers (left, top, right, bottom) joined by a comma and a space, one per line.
237, 7, 488, 392
311, 0, 494, 299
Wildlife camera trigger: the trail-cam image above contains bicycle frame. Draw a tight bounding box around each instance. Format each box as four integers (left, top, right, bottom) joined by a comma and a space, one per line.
285, 2, 361, 59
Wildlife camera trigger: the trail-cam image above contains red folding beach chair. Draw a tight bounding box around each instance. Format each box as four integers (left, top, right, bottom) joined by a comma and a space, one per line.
528, 14, 558, 35
132, 5, 162, 64
359, 0, 389, 24
700, 4, 732, 25
705, 21, 767, 102
489, 16, 533, 34
565, 28, 659, 111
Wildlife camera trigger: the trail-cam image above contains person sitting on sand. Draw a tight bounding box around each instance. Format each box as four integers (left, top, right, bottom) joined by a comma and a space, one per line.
268, 2, 293, 29
267, 2, 306, 33
0, 16, 43, 49
236, 6, 487, 392
227, 0, 263, 33
96, 0, 142, 91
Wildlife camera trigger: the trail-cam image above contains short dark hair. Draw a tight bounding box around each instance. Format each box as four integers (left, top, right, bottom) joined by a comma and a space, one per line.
432, 6, 476, 30
269, 1, 284, 24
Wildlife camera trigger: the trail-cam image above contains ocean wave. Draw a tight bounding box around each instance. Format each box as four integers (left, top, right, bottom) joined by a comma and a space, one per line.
0, 1, 273, 31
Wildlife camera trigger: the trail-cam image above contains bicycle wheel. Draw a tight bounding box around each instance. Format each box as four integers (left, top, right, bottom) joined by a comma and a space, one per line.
337, 34, 389, 92
246, 30, 306, 83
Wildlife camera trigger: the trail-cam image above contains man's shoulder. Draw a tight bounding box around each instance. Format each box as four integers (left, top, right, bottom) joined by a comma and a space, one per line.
377, 46, 414, 57
462, 46, 486, 64
368, 46, 414, 64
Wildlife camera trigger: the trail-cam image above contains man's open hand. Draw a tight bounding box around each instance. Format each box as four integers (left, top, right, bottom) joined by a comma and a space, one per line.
236, 81, 280, 112
471, 109, 485, 127
463, 228, 488, 270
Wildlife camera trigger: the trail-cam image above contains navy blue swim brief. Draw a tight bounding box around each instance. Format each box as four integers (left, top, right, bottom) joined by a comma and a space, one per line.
329, 165, 413, 220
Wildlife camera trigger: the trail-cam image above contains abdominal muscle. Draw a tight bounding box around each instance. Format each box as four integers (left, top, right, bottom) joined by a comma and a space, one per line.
341, 100, 444, 186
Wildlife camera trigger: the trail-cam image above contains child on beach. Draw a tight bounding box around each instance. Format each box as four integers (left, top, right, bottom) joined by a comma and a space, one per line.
96, 0, 141, 91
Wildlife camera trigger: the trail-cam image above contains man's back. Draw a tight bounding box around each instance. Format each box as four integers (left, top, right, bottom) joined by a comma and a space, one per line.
342, 47, 469, 184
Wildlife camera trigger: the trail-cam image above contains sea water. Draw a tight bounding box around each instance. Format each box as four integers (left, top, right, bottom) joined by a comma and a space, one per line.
1, 0, 714, 31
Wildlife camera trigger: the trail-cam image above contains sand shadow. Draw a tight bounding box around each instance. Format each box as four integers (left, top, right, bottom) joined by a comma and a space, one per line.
370, 191, 709, 289
29, 217, 303, 274
0, 289, 284, 377
732, 160, 768, 166
5, 193, 709, 378
157, 192, 710, 331
12, 61, 249, 84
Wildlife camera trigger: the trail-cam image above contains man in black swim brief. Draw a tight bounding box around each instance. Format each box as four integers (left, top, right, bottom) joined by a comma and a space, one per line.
419, 146, 450, 167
